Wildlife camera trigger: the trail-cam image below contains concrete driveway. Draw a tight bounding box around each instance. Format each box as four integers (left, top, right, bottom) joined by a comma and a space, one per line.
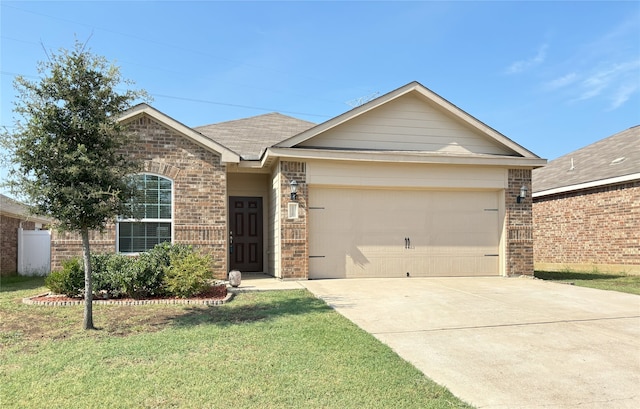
300, 277, 640, 409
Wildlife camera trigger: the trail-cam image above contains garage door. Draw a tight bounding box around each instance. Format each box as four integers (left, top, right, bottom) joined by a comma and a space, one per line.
308, 188, 501, 279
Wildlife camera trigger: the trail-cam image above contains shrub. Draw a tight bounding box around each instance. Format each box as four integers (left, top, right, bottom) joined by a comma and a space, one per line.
45, 257, 84, 297
163, 251, 213, 298
130, 251, 167, 298
146, 242, 193, 268
48, 243, 214, 299
102, 253, 138, 299
92, 253, 123, 298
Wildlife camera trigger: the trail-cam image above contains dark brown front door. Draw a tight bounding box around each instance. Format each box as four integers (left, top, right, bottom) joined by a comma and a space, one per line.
229, 197, 263, 272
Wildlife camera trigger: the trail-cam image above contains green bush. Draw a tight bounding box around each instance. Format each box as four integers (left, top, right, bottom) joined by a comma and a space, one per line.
129, 251, 167, 298
92, 253, 123, 298
47, 244, 214, 299
163, 251, 213, 298
44, 257, 84, 297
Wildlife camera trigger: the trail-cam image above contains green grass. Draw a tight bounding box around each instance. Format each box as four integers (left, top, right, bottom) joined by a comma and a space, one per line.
0, 276, 472, 409
534, 270, 640, 295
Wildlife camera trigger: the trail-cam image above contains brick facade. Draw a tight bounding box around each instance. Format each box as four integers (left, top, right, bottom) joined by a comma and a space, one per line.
533, 181, 640, 273
0, 216, 35, 275
278, 161, 308, 279
50, 114, 228, 277
506, 169, 534, 276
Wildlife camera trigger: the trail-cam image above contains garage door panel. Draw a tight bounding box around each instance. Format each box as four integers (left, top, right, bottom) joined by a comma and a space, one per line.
309, 188, 501, 279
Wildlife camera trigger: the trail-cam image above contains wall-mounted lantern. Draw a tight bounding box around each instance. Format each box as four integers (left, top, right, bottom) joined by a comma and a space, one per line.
517, 185, 528, 203
290, 180, 298, 201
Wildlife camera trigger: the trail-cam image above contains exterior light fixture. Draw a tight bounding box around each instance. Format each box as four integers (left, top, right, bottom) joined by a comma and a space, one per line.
517, 185, 527, 203
290, 180, 298, 200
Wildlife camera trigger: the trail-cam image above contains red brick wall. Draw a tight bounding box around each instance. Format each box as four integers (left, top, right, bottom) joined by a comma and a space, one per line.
506, 169, 534, 276
533, 181, 640, 271
50, 114, 228, 277
0, 216, 36, 275
279, 161, 308, 279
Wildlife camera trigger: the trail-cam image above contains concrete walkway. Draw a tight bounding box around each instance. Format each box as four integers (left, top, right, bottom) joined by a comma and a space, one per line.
232, 275, 640, 408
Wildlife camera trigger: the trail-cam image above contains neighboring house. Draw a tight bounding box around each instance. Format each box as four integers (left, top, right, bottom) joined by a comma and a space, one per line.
51, 81, 546, 279
0, 194, 51, 275
533, 125, 640, 274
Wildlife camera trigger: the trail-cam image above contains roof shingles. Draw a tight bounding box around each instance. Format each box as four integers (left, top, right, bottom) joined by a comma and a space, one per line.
194, 113, 315, 160
533, 125, 640, 193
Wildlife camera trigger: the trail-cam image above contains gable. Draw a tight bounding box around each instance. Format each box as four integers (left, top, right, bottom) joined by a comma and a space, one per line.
277, 82, 539, 160
119, 104, 240, 163
296, 93, 515, 155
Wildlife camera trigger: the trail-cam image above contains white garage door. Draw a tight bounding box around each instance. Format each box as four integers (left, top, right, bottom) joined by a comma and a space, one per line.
308, 188, 501, 279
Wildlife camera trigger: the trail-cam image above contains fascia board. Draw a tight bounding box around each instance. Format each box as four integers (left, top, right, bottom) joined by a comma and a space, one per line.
119, 104, 240, 163
265, 147, 547, 168
533, 172, 640, 197
0, 198, 52, 223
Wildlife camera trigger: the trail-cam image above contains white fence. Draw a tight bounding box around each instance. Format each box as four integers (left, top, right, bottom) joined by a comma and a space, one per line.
18, 228, 51, 276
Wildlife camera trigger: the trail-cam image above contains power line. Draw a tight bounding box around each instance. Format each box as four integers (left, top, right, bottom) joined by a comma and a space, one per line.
0, 71, 331, 124
149, 93, 331, 119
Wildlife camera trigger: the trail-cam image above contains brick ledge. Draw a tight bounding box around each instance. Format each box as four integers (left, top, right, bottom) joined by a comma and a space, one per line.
23, 292, 234, 307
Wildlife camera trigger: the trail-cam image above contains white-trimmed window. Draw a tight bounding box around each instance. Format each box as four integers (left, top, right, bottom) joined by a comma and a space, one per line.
118, 174, 173, 253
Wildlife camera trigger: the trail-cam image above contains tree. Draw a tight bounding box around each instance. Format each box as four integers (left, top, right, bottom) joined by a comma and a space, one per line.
1, 41, 147, 329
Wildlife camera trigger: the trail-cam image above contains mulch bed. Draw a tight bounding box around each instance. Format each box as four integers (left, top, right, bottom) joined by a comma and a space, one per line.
24, 285, 232, 306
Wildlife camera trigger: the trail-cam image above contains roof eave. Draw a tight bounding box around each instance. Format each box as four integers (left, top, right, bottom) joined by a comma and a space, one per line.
264, 147, 547, 168
533, 172, 640, 198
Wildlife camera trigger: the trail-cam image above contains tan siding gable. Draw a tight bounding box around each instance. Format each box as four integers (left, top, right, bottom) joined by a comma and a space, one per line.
297, 94, 515, 155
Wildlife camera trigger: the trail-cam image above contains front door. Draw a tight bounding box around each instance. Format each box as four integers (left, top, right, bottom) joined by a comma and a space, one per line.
229, 196, 263, 272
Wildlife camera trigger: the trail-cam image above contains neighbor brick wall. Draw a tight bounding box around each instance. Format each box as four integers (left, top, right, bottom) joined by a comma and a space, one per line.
533, 181, 640, 271
505, 169, 534, 276
50, 114, 228, 277
279, 161, 308, 279
0, 216, 35, 275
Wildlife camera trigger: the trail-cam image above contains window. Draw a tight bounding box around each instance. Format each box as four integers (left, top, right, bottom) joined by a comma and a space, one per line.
118, 174, 172, 253
288, 202, 299, 219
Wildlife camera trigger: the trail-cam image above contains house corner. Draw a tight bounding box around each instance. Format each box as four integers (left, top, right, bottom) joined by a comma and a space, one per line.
279, 160, 309, 279
506, 169, 534, 276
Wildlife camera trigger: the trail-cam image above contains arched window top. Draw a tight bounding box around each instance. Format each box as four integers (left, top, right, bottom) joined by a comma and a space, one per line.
130, 174, 173, 220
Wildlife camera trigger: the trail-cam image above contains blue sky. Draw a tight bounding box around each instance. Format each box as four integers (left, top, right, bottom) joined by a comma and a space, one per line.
1, 1, 639, 191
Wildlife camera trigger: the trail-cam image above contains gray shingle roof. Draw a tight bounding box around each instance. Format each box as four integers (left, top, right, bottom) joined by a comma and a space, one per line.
194, 113, 315, 160
533, 125, 640, 194
0, 193, 52, 223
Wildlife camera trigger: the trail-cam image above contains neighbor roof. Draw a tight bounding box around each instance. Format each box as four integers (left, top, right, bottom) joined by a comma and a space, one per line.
0, 194, 51, 224
195, 113, 316, 160
533, 125, 640, 196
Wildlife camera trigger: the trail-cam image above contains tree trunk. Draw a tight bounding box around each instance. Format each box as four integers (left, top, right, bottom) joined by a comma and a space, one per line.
81, 227, 95, 330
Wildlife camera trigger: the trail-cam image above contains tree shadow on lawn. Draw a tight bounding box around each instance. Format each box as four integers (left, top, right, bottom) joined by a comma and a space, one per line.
0, 288, 330, 343
535, 270, 626, 281
171, 289, 331, 328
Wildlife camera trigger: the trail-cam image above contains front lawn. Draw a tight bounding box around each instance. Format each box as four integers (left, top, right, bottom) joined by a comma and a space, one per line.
534, 270, 640, 295
0, 276, 472, 409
